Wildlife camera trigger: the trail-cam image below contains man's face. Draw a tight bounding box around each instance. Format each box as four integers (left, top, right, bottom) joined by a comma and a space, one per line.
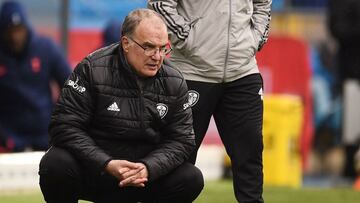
4, 24, 28, 54
122, 17, 168, 78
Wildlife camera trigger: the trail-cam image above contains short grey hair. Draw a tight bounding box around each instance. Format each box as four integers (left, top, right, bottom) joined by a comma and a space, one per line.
121, 8, 166, 37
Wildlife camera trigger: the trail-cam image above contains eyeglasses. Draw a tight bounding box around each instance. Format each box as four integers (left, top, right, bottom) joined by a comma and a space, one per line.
127, 36, 172, 57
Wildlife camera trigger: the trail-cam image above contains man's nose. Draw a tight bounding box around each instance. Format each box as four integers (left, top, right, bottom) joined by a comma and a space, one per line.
151, 50, 162, 60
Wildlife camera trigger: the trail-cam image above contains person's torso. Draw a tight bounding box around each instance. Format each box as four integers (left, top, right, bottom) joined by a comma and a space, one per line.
170, 0, 259, 83
84, 46, 187, 158
0, 35, 56, 137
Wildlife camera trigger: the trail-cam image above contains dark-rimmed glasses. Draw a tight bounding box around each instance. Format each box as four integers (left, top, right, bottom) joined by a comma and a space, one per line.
127, 36, 172, 57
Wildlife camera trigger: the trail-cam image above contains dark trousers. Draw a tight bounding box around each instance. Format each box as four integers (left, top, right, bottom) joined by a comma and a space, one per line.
39, 147, 204, 203
187, 74, 264, 203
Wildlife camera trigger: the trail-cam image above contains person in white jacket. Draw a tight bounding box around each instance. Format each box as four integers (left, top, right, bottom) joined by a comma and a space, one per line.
149, 0, 271, 202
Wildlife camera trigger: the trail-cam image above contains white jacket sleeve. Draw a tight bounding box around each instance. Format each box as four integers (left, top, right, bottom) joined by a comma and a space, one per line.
252, 0, 272, 50
148, 0, 191, 48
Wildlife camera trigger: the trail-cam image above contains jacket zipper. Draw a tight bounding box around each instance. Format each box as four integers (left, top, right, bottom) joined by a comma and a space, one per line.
136, 79, 145, 132
223, 0, 232, 82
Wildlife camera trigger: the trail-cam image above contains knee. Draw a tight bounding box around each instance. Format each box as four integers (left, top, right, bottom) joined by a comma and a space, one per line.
39, 147, 82, 202
181, 163, 204, 198
39, 147, 80, 184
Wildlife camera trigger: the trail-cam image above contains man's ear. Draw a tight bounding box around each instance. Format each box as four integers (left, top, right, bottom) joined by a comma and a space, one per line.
121, 36, 130, 52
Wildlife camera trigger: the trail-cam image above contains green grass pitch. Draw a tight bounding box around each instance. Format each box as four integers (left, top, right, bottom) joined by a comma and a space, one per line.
1, 180, 360, 203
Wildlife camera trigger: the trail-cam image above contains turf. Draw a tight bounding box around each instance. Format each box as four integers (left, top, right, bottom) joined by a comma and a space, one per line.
1, 180, 360, 203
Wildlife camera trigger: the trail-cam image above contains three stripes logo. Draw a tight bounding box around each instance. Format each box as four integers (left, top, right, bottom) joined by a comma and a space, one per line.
107, 102, 120, 112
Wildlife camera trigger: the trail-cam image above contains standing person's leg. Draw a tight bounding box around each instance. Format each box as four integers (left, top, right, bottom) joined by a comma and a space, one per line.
186, 80, 222, 164
214, 74, 264, 203
343, 79, 360, 179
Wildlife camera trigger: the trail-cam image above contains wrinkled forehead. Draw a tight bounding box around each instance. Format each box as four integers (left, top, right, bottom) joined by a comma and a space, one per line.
133, 17, 168, 44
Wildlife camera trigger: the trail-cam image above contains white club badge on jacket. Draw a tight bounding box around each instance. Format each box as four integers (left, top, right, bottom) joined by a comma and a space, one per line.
183, 90, 200, 110
156, 103, 168, 119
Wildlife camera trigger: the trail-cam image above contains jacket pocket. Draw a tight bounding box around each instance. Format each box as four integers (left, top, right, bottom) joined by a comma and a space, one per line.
250, 26, 260, 53
174, 16, 202, 54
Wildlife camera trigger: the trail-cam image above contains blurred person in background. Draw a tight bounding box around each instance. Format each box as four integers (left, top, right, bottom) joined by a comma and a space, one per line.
39, 9, 203, 203
328, 0, 360, 185
0, 1, 71, 152
310, 41, 343, 176
101, 19, 122, 47
149, 0, 271, 202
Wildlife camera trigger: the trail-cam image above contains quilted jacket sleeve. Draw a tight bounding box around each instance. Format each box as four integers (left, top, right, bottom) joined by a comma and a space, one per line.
49, 59, 112, 173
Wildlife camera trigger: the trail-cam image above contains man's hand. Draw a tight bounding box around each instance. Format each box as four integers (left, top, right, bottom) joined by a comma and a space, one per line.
105, 160, 148, 187
119, 162, 148, 187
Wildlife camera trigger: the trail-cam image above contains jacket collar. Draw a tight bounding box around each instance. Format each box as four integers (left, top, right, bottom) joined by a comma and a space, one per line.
118, 45, 134, 75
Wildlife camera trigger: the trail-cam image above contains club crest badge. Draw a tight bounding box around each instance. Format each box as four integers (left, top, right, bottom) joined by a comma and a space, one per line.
183, 90, 200, 110
156, 103, 168, 119
188, 90, 200, 106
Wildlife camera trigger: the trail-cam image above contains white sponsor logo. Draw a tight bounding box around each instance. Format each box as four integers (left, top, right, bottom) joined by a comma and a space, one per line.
258, 87, 263, 100
107, 102, 120, 112
183, 90, 200, 110
67, 77, 86, 93
156, 103, 168, 119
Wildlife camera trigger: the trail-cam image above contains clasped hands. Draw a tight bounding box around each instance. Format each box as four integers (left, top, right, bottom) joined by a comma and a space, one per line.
105, 160, 148, 188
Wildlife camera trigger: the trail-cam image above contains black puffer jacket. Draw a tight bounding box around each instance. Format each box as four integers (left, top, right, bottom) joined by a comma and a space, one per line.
49, 43, 195, 181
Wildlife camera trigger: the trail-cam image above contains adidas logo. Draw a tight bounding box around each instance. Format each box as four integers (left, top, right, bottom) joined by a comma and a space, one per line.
258, 88, 263, 100
107, 102, 120, 112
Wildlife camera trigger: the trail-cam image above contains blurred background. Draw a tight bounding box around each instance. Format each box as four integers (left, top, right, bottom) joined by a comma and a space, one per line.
1, 0, 360, 202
